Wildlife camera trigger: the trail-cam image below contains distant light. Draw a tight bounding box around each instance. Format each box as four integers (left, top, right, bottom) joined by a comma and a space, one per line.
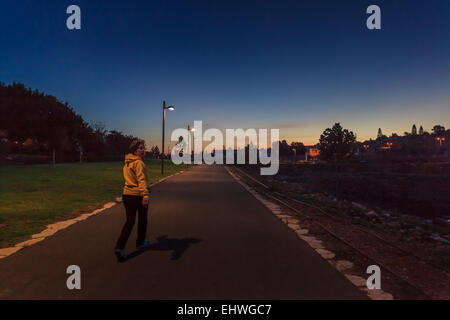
190, 127, 195, 132
436, 137, 445, 146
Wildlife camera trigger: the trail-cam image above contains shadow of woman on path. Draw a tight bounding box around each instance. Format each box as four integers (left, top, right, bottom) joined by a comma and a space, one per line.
124, 235, 202, 262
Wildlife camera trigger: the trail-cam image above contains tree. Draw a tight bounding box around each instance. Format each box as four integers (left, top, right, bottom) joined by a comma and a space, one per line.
432, 125, 445, 135
105, 130, 137, 156
150, 146, 160, 158
318, 123, 357, 161
419, 126, 424, 135
411, 124, 417, 135
290, 142, 306, 155
0, 82, 144, 162
92, 121, 107, 141
279, 140, 292, 156
377, 128, 383, 139
0, 82, 90, 162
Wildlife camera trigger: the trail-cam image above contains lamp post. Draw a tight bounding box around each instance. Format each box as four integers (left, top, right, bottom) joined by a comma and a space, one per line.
436, 137, 445, 147
188, 125, 195, 160
162, 100, 175, 174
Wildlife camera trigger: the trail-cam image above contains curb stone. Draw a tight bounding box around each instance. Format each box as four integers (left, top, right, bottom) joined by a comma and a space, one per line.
363, 288, 394, 300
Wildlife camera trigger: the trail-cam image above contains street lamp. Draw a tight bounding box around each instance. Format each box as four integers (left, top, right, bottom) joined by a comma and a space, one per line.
436, 137, 445, 146
188, 125, 195, 158
162, 100, 175, 174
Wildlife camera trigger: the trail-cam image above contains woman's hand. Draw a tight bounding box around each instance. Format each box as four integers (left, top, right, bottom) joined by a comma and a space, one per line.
142, 197, 149, 207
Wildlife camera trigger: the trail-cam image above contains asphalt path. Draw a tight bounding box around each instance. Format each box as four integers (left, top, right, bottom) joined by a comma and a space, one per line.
0, 165, 366, 299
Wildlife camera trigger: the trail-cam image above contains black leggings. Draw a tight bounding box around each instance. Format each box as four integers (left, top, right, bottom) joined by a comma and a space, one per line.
115, 195, 148, 250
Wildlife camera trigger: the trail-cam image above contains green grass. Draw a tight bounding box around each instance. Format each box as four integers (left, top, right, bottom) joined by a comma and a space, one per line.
0, 160, 191, 248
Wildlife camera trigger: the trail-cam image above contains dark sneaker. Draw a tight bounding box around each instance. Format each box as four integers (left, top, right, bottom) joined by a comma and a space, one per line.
114, 249, 127, 261
137, 240, 150, 250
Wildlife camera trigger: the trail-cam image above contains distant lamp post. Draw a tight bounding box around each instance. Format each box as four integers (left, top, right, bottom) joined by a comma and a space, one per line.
188, 125, 195, 157
436, 137, 445, 146
162, 101, 175, 174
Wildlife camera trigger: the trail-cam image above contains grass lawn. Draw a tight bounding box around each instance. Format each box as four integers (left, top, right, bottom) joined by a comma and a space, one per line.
0, 160, 191, 248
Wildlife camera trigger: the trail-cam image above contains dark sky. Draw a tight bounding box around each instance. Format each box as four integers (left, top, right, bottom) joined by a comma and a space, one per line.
1, 0, 449, 147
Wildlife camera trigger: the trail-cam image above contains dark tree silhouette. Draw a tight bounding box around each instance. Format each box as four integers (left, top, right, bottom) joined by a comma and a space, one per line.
0, 82, 142, 162
377, 128, 383, 139
149, 146, 160, 158
290, 141, 306, 155
318, 123, 356, 161
432, 125, 445, 135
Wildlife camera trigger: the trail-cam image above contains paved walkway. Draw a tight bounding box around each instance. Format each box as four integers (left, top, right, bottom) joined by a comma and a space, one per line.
0, 165, 365, 299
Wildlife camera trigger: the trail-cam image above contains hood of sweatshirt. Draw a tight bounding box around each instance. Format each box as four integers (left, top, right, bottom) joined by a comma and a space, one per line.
124, 153, 142, 165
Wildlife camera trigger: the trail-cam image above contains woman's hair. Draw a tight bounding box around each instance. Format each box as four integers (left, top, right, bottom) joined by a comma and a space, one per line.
129, 139, 145, 154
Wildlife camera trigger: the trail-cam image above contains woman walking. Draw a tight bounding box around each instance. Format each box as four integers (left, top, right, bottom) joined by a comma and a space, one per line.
115, 139, 151, 261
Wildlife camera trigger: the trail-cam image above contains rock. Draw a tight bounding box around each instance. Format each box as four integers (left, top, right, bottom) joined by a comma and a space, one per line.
284, 218, 300, 224
352, 202, 367, 211
308, 241, 324, 249
364, 289, 394, 300
299, 235, 318, 242
296, 229, 309, 236
315, 248, 335, 260
365, 210, 377, 217
276, 214, 292, 219
344, 274, 366, 287
334, 260, 354, 271
287, 223, 301, 230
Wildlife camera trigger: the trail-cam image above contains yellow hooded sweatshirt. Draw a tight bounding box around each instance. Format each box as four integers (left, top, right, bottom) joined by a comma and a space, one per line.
123, 154, 150, 199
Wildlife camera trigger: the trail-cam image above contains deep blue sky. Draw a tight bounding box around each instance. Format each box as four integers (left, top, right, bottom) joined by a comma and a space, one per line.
1, 0, 449, 147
